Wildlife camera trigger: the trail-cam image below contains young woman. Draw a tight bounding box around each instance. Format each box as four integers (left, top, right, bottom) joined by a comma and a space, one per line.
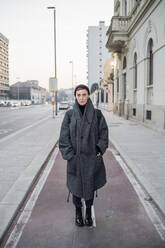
59, 84, 108, 227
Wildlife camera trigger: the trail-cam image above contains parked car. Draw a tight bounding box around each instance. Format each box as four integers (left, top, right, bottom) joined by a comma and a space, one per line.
59, 101, 69, 110
0, 101, 5, 107
11, 101, 21, 107
0, 101, 11, 107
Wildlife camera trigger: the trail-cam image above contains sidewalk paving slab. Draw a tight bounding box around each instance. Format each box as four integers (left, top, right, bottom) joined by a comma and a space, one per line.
103, 111, 165, 218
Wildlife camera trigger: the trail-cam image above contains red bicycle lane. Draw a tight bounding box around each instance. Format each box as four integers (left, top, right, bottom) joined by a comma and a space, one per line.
6, 149, 165, 248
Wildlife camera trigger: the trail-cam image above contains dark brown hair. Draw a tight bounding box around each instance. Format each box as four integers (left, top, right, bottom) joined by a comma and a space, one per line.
74, 84, 90, 96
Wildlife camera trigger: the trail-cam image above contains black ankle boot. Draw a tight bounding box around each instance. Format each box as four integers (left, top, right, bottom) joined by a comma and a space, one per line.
85, 207, 93, 227
75, 207, 84, 227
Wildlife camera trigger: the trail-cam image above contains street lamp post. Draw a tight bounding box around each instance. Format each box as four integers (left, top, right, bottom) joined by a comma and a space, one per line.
16, 77, 20, 101
69, 61, 74, 103
48, 6, 58, 116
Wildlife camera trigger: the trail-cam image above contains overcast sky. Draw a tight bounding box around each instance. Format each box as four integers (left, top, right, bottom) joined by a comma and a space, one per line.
0, 0, 114, 89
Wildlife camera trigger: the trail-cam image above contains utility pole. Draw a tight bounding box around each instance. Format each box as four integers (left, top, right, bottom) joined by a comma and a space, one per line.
48, 6, 58, 116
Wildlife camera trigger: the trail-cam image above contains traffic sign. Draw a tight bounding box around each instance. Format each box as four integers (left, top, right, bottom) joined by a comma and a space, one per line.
49, 77, 57, 92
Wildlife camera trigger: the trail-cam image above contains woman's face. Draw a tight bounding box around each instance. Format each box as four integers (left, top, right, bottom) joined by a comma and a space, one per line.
76, 89, 89, 106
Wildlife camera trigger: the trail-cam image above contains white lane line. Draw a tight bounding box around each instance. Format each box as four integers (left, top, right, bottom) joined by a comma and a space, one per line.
4, 148, 59, 248
83, 201, 96, 227
0, 116, 50, 144
111, 148, 165, 241
92, 205, 96, 227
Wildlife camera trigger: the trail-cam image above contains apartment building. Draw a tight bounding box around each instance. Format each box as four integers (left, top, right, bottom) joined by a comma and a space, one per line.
87, 21, 111, 93
0, 33, 9, 100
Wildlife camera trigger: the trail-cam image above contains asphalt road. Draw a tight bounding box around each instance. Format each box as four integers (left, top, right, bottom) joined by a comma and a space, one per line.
4, 149, 165, 248
0, 104, 55, 139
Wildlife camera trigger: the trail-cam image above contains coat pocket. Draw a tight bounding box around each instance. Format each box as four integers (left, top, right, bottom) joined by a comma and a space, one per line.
67, 155, 77, 175
95, 155, 104, 175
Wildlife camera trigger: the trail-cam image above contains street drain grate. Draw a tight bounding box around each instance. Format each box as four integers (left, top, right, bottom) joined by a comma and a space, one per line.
109, 122, 122, 127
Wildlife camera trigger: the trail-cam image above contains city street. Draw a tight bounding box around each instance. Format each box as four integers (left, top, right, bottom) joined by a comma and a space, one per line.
0, 104, 53, 139
3, 148, 165, 248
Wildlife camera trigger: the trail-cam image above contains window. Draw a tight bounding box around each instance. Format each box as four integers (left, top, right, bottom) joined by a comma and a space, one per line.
124, 0, 127, 16
134, 53, 137, 89
123, 56, 127, 69
101, 89, 104, 102
117, 77, 119, 93
133, 108, 136, 116
146, 110, 152, 120
147, 39, 153, 85
123, 73, 126, 100
106, 92, 108, 103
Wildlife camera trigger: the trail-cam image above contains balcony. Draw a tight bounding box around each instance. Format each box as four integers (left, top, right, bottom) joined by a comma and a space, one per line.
106, 0, 155, 53
106, 16, 129, 52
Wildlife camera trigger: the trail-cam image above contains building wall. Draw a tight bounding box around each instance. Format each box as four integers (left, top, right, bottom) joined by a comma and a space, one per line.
127, 0, 165, 131
108, 0, 165, 132
87, 21, 111, 92
10, 80, 46, 104
0, 33, 9, 100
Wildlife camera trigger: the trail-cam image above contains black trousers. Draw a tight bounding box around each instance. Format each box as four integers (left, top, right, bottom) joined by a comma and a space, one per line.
73, 195, 94, 208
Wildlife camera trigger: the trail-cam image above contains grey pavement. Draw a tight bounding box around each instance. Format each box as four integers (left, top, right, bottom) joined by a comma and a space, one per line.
103, 110, 165, 218
0, 113, 63, 243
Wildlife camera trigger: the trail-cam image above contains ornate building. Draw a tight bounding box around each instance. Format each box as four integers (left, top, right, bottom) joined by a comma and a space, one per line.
0, 33, 9, 100
106, 0, 165, 132
91, 58, 114, 112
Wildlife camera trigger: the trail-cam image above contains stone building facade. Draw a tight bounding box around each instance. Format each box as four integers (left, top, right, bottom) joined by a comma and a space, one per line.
91, 58, 114, 112
106, 0, 165, 132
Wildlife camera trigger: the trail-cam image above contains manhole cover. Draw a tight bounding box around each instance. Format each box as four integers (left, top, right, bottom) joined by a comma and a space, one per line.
129, 123, 138, 126
109, 124, 120, 127
109, 122, 122, 127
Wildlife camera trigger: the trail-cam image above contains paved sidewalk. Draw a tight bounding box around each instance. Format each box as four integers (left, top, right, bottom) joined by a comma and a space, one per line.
103, 110, 165, 217
0, 115, 63, 243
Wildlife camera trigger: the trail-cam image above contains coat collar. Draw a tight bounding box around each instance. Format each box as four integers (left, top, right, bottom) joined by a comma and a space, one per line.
73, 98, 95, 123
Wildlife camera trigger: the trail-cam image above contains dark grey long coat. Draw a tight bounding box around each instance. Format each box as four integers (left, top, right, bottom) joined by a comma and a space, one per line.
59, 98, 108, 200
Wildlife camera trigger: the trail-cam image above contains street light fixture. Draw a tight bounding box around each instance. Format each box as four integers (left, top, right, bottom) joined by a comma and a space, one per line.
47, 6, 58, 116
69, 61, 74, 103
